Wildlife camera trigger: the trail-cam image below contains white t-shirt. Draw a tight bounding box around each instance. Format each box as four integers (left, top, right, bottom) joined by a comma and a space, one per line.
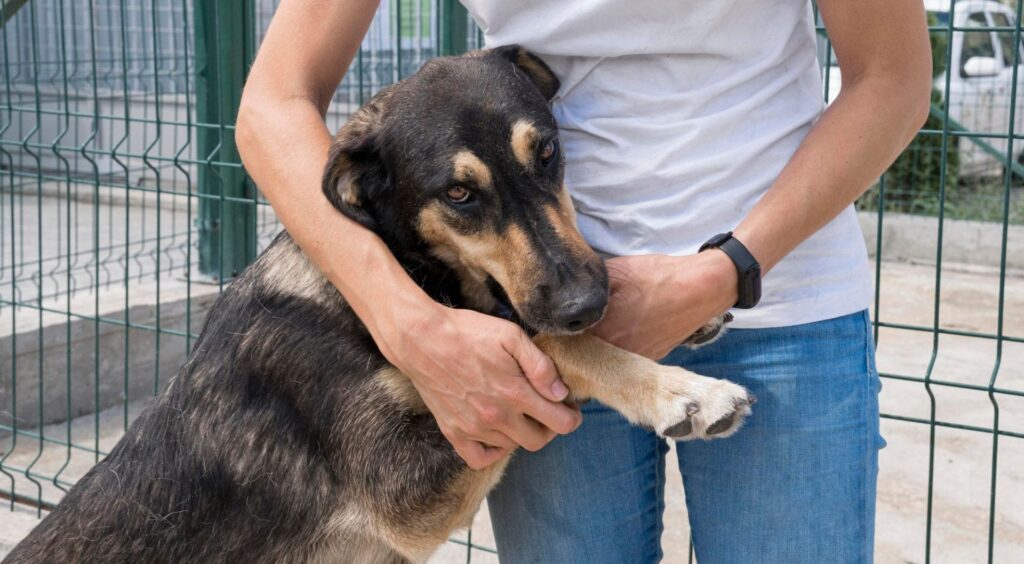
459, 0, 872, 328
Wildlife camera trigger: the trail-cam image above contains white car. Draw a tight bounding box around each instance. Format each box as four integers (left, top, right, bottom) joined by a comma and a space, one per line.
826, 0, 1024, 177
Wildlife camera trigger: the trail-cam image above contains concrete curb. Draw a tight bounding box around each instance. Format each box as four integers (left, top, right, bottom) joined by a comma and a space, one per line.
859, 211, 1024, 271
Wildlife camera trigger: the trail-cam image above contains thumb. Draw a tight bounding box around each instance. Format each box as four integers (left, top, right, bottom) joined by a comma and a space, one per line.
504, 328, 568, 402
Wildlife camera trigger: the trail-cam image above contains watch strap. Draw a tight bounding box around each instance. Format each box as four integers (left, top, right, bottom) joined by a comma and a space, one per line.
698, 232, 762, 309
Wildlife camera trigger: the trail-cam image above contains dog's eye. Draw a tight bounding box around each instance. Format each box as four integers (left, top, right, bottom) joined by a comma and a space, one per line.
539, 139, 558, 167
446, 185, 472, 204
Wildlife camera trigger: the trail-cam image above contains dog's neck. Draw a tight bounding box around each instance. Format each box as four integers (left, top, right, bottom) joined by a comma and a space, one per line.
393, 248, 467, 308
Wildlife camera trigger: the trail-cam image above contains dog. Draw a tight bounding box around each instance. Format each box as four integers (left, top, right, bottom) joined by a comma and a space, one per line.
4, 46, 753, 564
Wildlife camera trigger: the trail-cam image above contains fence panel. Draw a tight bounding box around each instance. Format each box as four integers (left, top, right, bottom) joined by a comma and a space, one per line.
818, 1, 1024, 562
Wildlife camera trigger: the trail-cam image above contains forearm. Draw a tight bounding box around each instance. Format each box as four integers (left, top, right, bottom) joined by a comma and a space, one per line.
733, 0, 931, 273
235, 0, 422, 340
733, 75, 929, 273
236, 98, 435, 340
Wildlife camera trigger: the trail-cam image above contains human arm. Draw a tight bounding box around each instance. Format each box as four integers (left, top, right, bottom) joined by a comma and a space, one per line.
236, 0, 581, 469
592, 0, 932, 359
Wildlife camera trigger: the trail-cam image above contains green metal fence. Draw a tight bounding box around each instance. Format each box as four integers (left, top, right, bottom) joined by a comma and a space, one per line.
1, 0, 1022, 562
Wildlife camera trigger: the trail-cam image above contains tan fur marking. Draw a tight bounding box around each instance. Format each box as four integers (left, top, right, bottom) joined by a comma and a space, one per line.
258, 238, 331, 305
555, 185, 579, 229
510, 119, 539, 167
340, 178, 360, 205
370, 461, 508, 562
416, 204, 538, 307
375, 367, 427, 412
328, 85, 395, 206
451, 150, 492, 188
513, 51, 559, 98
533, 334, 669, 412
544, 204, 592, 261
417, 206, 496, 310
534, 334, 751, 439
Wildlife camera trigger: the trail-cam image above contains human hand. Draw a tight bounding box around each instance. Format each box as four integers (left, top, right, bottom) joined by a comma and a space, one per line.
374, 301, 583, 470
590, 252, 738, 360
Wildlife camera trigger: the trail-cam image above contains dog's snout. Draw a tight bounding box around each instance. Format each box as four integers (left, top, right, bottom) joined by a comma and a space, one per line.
554, 292, 607, 332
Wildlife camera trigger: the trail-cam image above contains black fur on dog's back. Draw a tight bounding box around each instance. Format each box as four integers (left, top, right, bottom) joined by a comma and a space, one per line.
5, 234, 467, 563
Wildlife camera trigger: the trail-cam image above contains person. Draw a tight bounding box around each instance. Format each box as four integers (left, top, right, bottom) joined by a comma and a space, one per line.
237, 1, 931, 562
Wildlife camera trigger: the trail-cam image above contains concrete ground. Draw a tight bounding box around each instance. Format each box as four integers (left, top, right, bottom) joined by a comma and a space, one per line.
2, 257, 1022, 563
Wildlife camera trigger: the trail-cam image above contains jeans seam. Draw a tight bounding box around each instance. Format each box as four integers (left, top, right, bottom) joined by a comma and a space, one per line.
645, 435, 665, 563
862, 310, 876, 564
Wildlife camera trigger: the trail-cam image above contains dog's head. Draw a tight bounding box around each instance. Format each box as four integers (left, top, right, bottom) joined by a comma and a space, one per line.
322, 45, 607, 334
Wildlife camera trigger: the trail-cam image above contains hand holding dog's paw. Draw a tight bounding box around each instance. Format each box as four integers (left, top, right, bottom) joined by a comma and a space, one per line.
374, 302, 582, 470
591, 252, 738, 360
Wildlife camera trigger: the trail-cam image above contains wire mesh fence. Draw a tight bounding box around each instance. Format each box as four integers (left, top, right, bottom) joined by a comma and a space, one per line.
1, 0, 1023, 562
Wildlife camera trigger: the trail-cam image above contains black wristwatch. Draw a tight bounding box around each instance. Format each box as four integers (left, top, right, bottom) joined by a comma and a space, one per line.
698, 232, 762, 309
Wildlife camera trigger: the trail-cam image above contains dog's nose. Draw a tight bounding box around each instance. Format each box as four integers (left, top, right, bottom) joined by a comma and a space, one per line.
554, 293, 607, 332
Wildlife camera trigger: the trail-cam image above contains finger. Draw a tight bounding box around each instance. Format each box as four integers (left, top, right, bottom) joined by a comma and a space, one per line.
504, 327, 569, 402
471, 429, 518, 452
444, 421, 520, 452
452, 437, 512, 470
519, 392, 583, 436
446, 422, 517, 453
504, 415, 557, 452
478, 443, 513, 468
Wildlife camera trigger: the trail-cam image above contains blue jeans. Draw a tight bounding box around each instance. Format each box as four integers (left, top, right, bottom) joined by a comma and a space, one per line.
488, 310, 883, 564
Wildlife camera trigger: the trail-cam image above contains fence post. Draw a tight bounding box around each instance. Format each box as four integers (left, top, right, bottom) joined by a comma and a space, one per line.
439, 0, 468, 56
1, 0, 30, 25
194, 0, 256, 281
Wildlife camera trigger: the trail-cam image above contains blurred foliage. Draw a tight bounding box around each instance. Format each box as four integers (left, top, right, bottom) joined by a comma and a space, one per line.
860, 13, 963, 218
930, 12, 949, 78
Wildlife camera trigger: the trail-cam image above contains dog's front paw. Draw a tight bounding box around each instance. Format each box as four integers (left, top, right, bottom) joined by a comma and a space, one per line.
650, 369, 754, 441
682, 312, 732, 348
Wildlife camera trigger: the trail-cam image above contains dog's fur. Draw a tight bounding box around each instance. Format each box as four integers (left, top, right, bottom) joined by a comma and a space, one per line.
4, 46, 752, 564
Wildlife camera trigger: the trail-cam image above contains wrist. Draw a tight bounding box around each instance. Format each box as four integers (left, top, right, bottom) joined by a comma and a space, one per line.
696, 250, 740, 309
372, 290, 443, 347
327, 257, 440, 353
731, 224, 775, 274
662, 252, 738, 311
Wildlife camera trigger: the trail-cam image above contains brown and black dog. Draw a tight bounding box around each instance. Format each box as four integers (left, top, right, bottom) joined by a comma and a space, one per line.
4, 46, 752, 564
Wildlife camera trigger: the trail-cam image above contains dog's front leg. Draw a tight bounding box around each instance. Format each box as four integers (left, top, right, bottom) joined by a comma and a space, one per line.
533, 334, 754, 440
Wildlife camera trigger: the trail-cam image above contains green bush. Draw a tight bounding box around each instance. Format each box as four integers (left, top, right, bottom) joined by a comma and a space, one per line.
868, 13, 960, 214
873, 89, 960, 213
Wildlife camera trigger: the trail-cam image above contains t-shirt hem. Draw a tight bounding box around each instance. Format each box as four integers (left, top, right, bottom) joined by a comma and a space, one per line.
724, 288, 873, 330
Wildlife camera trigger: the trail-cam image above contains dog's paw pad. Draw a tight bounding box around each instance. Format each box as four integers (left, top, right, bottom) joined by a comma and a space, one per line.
663, 419, 694, 439
683, 313, 732, 349
704, 391, 755, 438
654, 395, 701, 439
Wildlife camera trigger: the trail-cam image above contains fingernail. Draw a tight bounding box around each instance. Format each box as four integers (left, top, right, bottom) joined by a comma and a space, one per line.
551, 380, 569, 401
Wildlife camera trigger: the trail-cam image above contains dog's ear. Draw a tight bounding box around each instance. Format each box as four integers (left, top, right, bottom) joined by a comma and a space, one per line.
322, 89, 392, 231
489, 44, 560, 101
